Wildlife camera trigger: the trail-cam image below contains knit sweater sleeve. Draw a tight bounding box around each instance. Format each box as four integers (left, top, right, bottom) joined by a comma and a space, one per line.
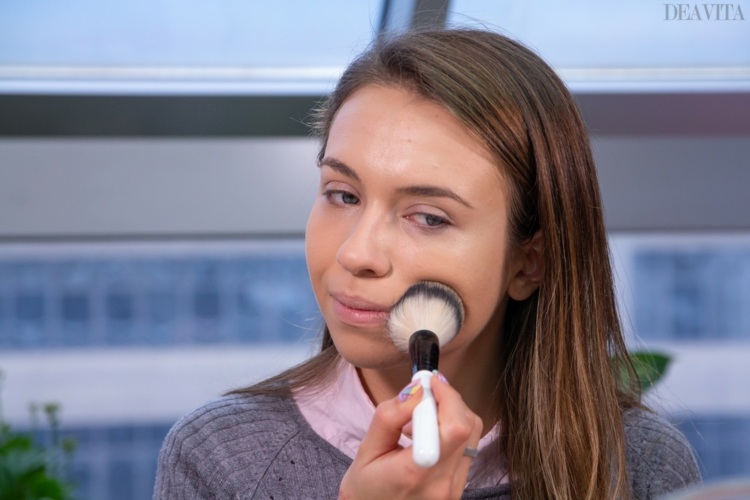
153, 393, 351, 499
624, 408, 702, 499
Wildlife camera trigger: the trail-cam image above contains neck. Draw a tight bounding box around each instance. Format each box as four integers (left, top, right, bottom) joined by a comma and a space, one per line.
438, 342, 503, 438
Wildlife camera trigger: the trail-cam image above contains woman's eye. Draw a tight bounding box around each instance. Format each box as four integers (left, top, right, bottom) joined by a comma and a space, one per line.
325, 190, 360, 206
412, 213, 449, 229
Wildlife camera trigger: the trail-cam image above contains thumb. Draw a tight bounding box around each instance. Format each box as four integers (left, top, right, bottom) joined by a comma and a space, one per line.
355, 381, 422, 465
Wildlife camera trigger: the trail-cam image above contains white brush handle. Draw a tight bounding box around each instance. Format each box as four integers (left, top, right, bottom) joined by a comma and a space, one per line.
411, 370, 439, 468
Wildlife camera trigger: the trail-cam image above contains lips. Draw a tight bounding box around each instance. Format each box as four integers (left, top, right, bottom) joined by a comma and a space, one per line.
330, 293, 392, 328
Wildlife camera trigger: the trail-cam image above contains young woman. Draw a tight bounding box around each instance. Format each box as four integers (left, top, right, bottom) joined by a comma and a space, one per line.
154, 29, 701, 499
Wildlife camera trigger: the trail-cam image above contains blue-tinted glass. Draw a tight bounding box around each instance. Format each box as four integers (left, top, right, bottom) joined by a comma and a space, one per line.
62, 293, 89, 322
191, 259, 224, 343
717, 251, 748, 339
193, 326, 220, 344
633, 248, 750, 341
148, 290, 176, 322
277, 282, 318, 342
674, 415, 750, 481
715, 449, 750, 477
0, 292, 6, 348
448, 1, 750, 76
670, 254, 701, 338
1, 242, 315, 348
12, 292, 46, 348
194, 289, 220, 319
106, 292, 133, 321
672, 287, 704, 338
66, 426, 93, 446
0, 262, 7, 321
740, 253, 750, 338
15, 292, 45, 321
148, 424, 172, 447
106, 291, 135, 345
59, 260, 92, 286
107, 425, 136, 446
146, 290, 176, 345
143, 259, 181, 345
142, 456, 159, 499
194, 258, 220, 279
68, 460, 93, 500
0, 1, 378, 67
61, 295, 91, 347
236, 260, 263, 342
633, 252, 669, 339
107, 459, 133, 500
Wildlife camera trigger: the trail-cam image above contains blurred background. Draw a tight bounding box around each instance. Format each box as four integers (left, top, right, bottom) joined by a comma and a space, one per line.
1, 0, 749, 498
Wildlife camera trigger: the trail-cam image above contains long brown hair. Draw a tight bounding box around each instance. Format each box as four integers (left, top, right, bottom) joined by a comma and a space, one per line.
233, 28, 640, 499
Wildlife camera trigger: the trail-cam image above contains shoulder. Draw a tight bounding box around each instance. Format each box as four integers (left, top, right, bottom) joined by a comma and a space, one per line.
166, 392, 302, 441
623, 407, 702, 499
154, 393, 302, 497
154, 392, 350, 499
161, 392, 303, 457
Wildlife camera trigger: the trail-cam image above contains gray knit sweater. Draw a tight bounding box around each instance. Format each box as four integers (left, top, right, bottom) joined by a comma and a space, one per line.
154, 393, 701, 499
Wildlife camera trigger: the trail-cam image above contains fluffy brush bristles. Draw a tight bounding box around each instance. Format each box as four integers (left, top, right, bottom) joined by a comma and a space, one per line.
388, 281, 464, 353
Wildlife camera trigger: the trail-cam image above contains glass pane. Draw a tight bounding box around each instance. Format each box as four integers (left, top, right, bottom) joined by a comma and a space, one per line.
0, 0, 379, 67
448, 0, 750, 90
0, 0, 382, 93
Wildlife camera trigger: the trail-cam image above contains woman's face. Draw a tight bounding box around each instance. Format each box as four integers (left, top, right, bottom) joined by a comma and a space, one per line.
306, 85, 518, 377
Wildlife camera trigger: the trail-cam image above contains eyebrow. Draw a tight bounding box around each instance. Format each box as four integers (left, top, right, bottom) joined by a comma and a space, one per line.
319, 157, 360, 182
319, 156, 474, 209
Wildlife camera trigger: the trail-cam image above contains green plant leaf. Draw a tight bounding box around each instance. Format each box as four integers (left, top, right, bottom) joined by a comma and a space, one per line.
29, 475, 70, 500
0, 448, 47, 477
630, 351, 671, 392
0, 434, 35, 454
0, 389, 76, 500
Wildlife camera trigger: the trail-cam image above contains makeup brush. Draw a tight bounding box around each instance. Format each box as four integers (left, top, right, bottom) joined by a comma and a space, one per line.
388, 281, 464, 468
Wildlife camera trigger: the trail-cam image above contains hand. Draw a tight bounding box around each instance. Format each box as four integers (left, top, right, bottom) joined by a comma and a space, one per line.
339, 374, 483, 500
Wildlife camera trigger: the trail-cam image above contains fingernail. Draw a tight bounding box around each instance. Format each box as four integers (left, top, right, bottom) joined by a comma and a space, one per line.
398, 380, 422, 402
432, 370, 448, 384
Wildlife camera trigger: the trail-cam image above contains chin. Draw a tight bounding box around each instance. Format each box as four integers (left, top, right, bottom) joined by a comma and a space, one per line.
331, 332, 409, 371
342, 354, 409, 372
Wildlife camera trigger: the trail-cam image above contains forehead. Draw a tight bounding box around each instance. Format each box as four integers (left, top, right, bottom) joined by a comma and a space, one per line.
325, 85, 506, 191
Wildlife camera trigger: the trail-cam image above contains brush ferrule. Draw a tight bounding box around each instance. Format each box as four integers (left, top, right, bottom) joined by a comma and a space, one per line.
409, 330, 440, 375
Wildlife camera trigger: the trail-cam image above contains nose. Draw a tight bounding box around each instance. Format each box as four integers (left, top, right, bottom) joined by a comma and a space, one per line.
336, 213, 392, 278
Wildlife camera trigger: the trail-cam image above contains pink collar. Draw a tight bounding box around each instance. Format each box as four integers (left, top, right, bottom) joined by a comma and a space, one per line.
294, 359, 508, 487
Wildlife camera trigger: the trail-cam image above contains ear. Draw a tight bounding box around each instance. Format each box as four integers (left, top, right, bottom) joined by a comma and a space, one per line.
508, 231, 544, 301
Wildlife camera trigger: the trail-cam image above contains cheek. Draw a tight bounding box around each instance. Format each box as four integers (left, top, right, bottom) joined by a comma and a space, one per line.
462, 263, 505, 323
445, 234, 509, 333
304, 202, 357, 292
305, 205, 331, 285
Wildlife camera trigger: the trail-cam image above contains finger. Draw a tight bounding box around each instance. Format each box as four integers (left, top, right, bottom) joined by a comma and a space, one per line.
402, 420, 413, 439
431, 374, 482, 451
430, 374, 484, 493
355, 381, 423, 465
451, 412, 483, 497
